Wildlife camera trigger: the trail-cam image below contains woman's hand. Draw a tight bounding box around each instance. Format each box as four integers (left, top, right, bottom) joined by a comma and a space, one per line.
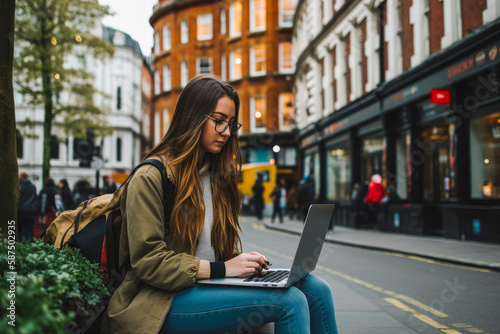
224, 252, 268, 277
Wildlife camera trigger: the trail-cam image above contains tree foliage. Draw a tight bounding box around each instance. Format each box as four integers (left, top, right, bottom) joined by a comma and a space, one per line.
14, 0, 115, 183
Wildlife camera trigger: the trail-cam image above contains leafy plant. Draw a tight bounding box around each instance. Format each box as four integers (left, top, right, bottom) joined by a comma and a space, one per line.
0, 239, 109, 333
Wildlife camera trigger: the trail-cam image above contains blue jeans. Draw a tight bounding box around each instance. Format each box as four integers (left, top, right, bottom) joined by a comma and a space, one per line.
160, 274, 339, 334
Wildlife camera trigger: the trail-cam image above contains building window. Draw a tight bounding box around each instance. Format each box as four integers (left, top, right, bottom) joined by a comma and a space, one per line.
250, 44, 266, 76
250, 96, 266, 132
279, 42, 293, 73
470, 112, 500, 199
220, 8, 226, 34
229, 49, 243, 81
278, 147, 297, 166
279, 0, 295, 27
116, 86, 121, 110
181, 19, 189, 44
181, 61, 188, 87
163, 24, 171, 51
395, 134, 410, 200
154, 110, 161, 145
16, 130, 23, 158
163, 64, 171, 91
229, 1, 242, 38
197, 57, 212, 75
250, 0, 266, 32
362, 136, 385, 184
321, 58, 325, 112
327, 145, 352, 200
423, 0, 430, 58
221, 53, 227, 81
154, 70, 160, 95
50, 135, 59, 160
197, 14, 213, 41
279, 93, 295, 129
142, 112, 150, 141
116, 137, 122, 162
154, 31, 160, 53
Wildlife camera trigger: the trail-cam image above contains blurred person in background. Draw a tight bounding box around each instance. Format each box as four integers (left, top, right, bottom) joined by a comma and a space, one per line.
364, 174, 385, 224
297, 176, 312, 222
102, 175, 117, 194
35, 178, 60, 238
58, 179, 73, 210
18, 172, 39, 241
270, 178, 287, 223
252, 174, 265, 220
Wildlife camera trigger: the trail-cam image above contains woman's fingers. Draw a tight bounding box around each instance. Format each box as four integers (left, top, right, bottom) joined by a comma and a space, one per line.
247, 252, 268, 265
225, 252, 271, 277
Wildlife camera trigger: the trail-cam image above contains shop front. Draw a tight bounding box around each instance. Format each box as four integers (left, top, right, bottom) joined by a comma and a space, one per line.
298, 95, 381, 227
297, 23, 500, 243
379, 32, 500, 243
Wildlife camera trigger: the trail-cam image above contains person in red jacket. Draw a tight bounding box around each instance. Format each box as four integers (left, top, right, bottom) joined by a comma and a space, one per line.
364, 174, 385, 225
365, 174, 385, 204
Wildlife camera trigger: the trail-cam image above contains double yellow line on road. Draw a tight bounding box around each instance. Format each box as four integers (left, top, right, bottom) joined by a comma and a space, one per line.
246, 223, 491, 334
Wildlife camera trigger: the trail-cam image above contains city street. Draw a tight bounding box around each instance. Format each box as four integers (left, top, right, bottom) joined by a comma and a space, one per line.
239, 217, 500, 334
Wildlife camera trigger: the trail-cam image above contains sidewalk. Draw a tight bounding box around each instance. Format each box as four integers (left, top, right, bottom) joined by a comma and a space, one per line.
251, 215, 500, 272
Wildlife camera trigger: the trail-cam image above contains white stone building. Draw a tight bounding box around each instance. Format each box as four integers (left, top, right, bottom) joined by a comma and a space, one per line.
16, 24, 146, 197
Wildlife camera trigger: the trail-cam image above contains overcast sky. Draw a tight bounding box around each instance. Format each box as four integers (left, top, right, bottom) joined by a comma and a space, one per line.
100, 0, 158, 56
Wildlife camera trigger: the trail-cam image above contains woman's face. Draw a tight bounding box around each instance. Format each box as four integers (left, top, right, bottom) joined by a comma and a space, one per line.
200, 95, 236, 155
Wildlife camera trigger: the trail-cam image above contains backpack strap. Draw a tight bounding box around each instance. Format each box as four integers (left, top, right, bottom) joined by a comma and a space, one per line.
139, 159, 175, 233
107, 159, 176, 278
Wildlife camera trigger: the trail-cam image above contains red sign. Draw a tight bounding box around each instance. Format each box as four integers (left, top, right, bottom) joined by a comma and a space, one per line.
430, 89, 450, 104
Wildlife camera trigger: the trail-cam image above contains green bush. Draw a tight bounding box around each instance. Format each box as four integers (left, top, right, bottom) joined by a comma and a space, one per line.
0, 238, 109, 334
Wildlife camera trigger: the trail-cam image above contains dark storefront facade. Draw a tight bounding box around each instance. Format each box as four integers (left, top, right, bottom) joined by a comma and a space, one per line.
298, 21, 500, 243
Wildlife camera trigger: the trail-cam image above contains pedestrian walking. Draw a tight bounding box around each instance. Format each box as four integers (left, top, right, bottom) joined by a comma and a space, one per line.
364, 174, 385, 225
101, 74, 339, 334
271, 178, 286, 223
297, 176, 312, 222
34, 178, 60, 238
102, 175, 117, 194
307, 172, 317, 203
287, 184, 297, 219
58, 179, 73, 211
252, 174, 265, 220
18, 172, 39, 241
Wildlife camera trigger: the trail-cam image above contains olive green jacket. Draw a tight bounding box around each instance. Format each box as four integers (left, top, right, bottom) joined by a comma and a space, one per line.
100, 164, 201, 334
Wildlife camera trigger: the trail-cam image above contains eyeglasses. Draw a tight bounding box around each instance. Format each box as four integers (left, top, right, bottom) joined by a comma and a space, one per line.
207, 116, 242, 135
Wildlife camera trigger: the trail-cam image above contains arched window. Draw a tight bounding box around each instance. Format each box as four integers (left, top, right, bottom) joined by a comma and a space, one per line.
180, 19, 189, 44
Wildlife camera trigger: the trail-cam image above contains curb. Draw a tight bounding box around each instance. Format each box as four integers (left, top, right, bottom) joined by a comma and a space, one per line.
262, 223, 500, 272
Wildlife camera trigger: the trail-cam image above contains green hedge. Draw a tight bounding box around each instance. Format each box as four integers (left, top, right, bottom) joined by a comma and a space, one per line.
0, 238, 109, 334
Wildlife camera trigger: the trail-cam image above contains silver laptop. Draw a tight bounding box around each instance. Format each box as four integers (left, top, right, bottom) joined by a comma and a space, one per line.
197, 204, 335, 288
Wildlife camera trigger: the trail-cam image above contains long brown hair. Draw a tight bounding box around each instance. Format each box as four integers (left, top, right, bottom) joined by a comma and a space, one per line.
145, 74, 242, 260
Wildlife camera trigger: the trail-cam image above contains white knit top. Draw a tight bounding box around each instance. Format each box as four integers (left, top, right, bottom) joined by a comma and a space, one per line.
195, 166, 216, 261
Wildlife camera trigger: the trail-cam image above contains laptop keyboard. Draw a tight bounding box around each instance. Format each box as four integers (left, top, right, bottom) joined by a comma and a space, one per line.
243, 270, 289, 283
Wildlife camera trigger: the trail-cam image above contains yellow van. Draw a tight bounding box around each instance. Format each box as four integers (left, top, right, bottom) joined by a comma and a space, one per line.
239, 163, 277, 215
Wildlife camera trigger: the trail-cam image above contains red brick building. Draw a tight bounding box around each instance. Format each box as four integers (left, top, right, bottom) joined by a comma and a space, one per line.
150, 0, 298, 181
